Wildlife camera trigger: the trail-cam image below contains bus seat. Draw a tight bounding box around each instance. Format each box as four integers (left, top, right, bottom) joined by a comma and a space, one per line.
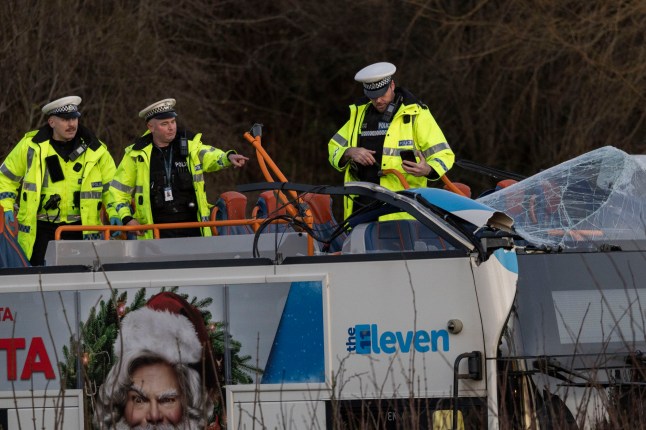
298, 193, 347, 253
252, 190, 294, 233
344, 220, 453, 253
443, 182, 472, 198
478, 178, 519, 199
213, 191, 254, 235
0, 207, 30, 268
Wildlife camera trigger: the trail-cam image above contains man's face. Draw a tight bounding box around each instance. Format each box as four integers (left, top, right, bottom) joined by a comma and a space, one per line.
369, 80, 396, 113
147, 117, 177, 146
48, 116, 78, 141
124, 362, 183, 428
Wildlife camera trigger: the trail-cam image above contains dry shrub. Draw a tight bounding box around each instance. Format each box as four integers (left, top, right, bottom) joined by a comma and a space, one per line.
1, 0, 645, 199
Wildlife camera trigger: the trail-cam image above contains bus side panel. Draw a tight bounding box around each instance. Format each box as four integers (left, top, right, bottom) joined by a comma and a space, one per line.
324, 256, 487, 399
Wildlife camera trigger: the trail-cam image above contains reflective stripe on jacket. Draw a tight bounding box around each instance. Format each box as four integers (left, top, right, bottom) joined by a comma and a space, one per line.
0, 125, 117, 259
328, 92, 454, 220
110, 130, 233, 239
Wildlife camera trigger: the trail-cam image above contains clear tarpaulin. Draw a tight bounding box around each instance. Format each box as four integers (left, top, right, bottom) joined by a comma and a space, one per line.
477, 146, 646, 249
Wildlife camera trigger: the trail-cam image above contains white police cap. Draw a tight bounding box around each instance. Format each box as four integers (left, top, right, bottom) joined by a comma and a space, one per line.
42, 96, 82, 118
139, 98, 177, 121
354, 62, 397, 99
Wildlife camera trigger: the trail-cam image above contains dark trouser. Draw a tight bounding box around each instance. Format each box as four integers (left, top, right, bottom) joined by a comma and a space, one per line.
158, 226, 202, 239
30, 220, 82, 266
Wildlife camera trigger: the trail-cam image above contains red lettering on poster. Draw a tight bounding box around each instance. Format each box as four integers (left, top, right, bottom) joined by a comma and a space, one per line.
0, 337, 55, 381
0, 307, 15, 322
0, 337, 25, 380
21, 337, 55, 380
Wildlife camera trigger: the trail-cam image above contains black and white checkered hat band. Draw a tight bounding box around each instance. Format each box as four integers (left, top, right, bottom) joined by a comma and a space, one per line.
363, 76, 392, 91
145, 105, 174, 120
48, 104, 78, 115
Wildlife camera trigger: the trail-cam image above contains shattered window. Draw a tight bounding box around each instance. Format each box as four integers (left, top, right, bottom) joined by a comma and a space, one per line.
477, 146, 646, 249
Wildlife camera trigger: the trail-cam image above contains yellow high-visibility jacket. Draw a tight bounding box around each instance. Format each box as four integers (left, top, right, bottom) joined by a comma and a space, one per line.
110, 130, 234, 239
0, 125, 117, 259
328, 89, 454, 219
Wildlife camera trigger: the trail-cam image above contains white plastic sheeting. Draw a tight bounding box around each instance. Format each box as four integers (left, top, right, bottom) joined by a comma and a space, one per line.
477, 146, 646, 249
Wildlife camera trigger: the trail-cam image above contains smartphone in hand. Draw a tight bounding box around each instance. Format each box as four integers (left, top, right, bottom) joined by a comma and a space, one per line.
400, 150, 417, 163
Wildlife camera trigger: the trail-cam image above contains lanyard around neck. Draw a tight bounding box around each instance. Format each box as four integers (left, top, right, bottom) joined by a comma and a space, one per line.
156, 144, 174, 186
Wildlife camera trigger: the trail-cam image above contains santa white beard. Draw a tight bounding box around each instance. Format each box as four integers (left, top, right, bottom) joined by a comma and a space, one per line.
114, 415, 200, 430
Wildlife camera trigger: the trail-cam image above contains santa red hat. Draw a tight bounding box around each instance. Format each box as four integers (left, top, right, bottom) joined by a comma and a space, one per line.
114, 292, 218, 389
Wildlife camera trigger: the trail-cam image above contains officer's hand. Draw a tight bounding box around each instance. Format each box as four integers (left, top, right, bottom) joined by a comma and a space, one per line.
401, 150, 433, 177
126, 219, 144, 237
344, 147, 376, 166
109, 217, 122, 238
229, 154, 249, 168
4, 210, 14, 225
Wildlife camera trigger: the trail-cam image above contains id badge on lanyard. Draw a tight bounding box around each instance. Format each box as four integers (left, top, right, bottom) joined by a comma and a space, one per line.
164, 186, 173, 201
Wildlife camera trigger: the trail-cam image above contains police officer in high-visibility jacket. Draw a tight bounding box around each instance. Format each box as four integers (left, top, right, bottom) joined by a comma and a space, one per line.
328, 62, 455, 220
0, 96, 119, 265
110, 98, 249, 239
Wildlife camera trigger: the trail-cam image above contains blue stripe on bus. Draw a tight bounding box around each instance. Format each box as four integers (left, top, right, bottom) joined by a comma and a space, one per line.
261, 281, 324, 383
